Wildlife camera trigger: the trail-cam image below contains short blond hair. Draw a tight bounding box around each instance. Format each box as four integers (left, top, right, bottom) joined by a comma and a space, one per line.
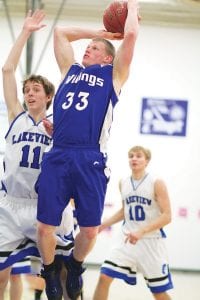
128, 145, 151, 161
92, 38, 116, 62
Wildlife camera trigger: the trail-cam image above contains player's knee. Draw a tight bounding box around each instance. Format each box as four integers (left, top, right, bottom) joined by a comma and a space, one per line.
37, 221, 55, 238
80, 226, 99, 240
98, 273, 113, 287
153, 292, 171, 300
9, 274, 22, 283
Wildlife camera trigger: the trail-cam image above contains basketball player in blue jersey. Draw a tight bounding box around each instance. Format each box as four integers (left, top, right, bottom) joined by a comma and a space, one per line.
36, 1, 140, 299
0, 10, 74, 300
93, 146, 173, 300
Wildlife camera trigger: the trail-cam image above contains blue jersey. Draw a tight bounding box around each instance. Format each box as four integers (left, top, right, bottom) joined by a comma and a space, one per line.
53, 63, 118, 152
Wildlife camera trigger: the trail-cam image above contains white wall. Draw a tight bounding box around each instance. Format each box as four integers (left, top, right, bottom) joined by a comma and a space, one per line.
0, 15, 200, 270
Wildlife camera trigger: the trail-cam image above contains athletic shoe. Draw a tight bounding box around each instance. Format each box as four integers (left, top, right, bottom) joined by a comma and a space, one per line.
65, 260, 86, 300
41, 268, 63, 300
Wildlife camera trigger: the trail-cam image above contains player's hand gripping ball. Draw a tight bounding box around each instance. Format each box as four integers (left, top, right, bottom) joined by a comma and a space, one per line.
103, 1, 128, 34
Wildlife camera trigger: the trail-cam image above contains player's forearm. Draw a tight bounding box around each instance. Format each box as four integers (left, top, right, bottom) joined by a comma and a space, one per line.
113, 0, 139, 86
2, 29, 30, 73
54, 26, 103, 42
141, 212, 172, 235
102, 208, 124, 228
124, 0, 139, 39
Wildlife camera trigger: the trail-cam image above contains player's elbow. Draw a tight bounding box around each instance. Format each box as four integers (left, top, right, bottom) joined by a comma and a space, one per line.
54, 25, 69, 39
124, 29, 138, 43
2, 63, 14, 75
54, 26, 62, 40
165, 211, 172, 225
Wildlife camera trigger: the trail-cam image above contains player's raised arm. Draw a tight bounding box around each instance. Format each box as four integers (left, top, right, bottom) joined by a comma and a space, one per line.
53, 26, 75, 81
2, 10, 46, 123
54, 26, 122, 81
113, 0, 140, 94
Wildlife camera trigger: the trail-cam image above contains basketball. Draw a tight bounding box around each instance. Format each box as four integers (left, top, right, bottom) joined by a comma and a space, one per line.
103, 1, 128, 34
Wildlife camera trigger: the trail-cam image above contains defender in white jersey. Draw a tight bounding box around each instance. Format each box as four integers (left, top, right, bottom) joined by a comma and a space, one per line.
93, 146, 173, 300
36, 1, 140, 299
0, 10, 74, 300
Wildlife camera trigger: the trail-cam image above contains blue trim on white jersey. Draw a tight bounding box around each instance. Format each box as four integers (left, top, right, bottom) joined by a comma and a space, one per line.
5, 111, 53, 139
160, 228, 167, 238
5, 111, 25, 139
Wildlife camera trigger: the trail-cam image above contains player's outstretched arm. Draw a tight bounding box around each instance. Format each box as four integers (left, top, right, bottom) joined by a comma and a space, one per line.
2, 10, 46, 123
113, 0, 140, 94
54, 26, 122, 80
99, 207, 124, 233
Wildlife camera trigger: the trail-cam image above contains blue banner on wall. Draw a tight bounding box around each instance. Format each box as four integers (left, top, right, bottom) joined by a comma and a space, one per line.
140, 97, 188, 136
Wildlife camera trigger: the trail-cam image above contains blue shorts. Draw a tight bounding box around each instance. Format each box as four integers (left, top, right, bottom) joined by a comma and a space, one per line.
36, 146, 109, 227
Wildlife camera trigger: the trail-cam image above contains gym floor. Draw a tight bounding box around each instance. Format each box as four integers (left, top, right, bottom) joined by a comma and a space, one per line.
5, 265, 200, 300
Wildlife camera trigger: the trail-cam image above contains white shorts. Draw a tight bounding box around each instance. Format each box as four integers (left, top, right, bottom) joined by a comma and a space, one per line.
0, 194, 74, 270
11, 257, 31, 275
101, 231, 173, 293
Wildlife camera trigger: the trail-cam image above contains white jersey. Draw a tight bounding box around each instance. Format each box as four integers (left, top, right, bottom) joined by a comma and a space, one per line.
120, 173, 166, 238
100, 174, 173, 293
1, 111, 52, 199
